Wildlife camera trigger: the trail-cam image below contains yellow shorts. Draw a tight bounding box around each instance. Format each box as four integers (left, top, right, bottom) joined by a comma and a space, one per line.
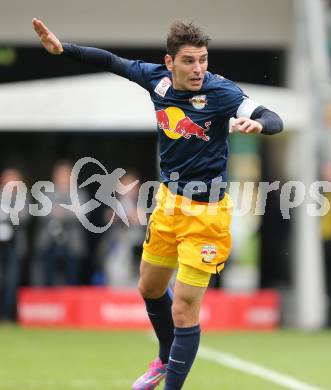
142, 184, 233, 287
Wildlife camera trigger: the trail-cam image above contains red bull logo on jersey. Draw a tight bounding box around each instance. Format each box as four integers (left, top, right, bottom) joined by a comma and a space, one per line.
156, 107, 210, 141
201, 244, 217, 263
189, 95, 207, 110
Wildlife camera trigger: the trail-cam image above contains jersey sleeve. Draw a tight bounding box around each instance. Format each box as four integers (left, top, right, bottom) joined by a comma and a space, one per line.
251, 106, 284, 135
123, 60, 160, 91
217, 78, 247, 118
62, 43, 158, 91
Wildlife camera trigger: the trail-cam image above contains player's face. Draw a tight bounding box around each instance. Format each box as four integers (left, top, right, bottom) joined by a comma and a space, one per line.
165, 45, 208, 92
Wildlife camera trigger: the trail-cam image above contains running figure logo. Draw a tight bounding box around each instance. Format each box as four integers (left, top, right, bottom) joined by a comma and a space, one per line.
60, 157, 138, 233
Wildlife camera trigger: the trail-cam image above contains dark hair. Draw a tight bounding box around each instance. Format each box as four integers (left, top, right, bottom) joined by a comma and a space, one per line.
166, 21, 210, 58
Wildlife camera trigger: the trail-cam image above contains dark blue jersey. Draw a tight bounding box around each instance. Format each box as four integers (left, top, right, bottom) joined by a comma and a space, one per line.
138, 66, 246, 202
63, 44, 278, 201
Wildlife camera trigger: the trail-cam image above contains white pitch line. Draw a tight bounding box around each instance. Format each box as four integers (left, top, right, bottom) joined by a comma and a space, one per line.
198, 345, 326, 390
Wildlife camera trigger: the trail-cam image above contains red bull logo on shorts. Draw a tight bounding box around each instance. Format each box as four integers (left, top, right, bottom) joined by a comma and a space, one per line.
201, 244, 217, 263
156, 107, 210, 141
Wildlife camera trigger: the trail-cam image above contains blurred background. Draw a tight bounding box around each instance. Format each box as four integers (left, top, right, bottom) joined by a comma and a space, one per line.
0, 0, 331, 332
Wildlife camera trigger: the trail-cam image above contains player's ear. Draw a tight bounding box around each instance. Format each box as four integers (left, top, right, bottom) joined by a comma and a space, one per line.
165, 54, 174, 71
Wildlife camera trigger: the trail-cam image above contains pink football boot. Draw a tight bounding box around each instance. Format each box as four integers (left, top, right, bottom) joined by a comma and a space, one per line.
132, 357, 167, 390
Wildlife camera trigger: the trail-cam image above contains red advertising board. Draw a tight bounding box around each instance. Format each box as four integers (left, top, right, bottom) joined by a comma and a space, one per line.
18, 287, 279, 330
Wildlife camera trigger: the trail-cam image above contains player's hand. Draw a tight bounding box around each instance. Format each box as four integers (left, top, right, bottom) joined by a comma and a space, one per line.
229, 117, 263, 134
32, 18, 63, 55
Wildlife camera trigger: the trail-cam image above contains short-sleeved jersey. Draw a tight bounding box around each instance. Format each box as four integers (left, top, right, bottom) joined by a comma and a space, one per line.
63, 45, 251, 202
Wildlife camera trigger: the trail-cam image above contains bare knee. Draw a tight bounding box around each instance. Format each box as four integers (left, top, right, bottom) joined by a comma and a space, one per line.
171, 280, 206, 327
172, 297, 200, 327
138, 277, 168, 299
138, 260, 174, 299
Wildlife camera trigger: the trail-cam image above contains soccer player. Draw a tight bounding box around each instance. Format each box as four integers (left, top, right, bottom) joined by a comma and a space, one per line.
32, 18, 283, 390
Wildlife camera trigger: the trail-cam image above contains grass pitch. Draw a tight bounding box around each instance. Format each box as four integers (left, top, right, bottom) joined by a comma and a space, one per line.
0, 326, 330, 390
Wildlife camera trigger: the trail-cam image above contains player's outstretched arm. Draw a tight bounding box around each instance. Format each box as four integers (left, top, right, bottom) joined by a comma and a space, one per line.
32, 18, 63, 55
31, 20, 152, 86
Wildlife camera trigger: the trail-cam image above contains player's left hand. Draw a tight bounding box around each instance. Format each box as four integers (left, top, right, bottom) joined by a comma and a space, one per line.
230, 117, 263, 134
32, 18, 63, 55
